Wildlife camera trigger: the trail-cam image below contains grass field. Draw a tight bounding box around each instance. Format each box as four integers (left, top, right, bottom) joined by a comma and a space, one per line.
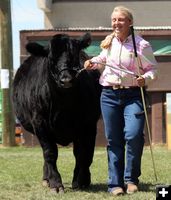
0, 145, 171, 200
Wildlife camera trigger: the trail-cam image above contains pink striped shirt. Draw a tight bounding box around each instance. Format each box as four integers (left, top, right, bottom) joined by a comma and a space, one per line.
91, 35, 158, 87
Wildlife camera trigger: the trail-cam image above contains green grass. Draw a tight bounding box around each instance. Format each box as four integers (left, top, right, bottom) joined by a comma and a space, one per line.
0, 145, 171, 200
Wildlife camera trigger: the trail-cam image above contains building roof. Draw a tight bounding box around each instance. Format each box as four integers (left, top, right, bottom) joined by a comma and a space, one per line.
20, 26, 171, 32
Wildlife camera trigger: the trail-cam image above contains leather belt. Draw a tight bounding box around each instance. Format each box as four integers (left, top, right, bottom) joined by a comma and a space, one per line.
102, 85, 139, 90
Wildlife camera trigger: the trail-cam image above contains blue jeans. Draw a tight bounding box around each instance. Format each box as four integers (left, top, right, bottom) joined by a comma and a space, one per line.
100, 87, 145, 192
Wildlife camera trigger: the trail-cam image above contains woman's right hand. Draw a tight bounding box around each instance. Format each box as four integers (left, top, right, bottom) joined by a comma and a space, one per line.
84, 60, 93, 70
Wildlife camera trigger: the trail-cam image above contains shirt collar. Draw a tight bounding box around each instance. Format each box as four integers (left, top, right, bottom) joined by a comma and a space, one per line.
115, 34, 132, 43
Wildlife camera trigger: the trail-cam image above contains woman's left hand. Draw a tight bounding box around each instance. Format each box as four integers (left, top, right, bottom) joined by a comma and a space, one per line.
136, 76, 145, 87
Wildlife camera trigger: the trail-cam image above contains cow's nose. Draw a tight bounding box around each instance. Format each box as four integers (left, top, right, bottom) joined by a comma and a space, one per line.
60, 77, 73, 88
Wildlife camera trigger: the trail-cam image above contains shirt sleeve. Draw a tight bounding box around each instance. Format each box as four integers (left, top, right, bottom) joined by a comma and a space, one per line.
90, 49, 108, 70
139, 44, 158, 85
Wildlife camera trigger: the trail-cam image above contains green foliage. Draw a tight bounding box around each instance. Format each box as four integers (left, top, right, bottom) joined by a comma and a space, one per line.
0, 146, 170, 200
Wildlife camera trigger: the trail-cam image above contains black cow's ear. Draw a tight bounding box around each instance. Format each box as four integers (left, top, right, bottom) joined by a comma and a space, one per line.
79, 32, 92, 49
26, 42, 48, 57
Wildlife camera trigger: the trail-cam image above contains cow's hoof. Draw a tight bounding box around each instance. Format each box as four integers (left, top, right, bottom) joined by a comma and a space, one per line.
58, 186, 65, 194
50, 188, 58, 194
42, 180, 49, 187
50, 187, 64, 194
72, 181, 79, 189
72, 181, 90, 190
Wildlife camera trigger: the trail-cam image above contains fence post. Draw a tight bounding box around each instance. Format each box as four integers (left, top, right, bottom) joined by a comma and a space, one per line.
0, 0, 15, 146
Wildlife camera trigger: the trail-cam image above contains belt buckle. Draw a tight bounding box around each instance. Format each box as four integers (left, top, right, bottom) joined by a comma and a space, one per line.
112, 85, 123, 89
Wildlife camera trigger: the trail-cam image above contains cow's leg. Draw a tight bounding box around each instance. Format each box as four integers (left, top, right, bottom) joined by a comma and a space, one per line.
42, 162, 50, 187
36, 133, 64, 193
72, 123, 97, 189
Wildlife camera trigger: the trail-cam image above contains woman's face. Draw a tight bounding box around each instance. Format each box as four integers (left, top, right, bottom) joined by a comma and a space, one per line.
111, 11, 132, 41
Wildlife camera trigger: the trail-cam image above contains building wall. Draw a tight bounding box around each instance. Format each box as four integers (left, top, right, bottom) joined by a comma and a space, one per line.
41, 1, 171, 28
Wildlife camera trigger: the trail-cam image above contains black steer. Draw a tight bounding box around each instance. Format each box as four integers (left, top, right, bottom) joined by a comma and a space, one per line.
12, 33, 101, 193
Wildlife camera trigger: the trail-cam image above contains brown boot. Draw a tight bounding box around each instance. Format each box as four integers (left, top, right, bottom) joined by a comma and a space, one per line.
111, 187, 124, 196
126, 183, 138, 194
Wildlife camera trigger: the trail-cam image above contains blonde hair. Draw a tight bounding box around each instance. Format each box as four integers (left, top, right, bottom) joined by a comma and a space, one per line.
100, 32, 115, 49
112, 6, 133, 22
100, 6, 133, 49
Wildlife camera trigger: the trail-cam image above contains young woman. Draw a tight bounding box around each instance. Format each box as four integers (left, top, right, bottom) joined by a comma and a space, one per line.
84, 6, 158, 196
